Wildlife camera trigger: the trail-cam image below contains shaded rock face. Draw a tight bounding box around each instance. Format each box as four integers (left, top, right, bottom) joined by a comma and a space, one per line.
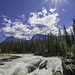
26, 59, 42, 73
39, 60, 48, 69
54, 70, 63, 75
0, 62, 4, 65
62, 58, 75, 75
34, 51, 45, 56
26, 60, 48, 73
27, 66, 37, 73
34, 51, 59, 57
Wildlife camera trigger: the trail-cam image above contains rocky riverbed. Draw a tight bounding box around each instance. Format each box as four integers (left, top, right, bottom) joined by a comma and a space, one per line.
0, 54, 63, 75
62, 57, 75, 75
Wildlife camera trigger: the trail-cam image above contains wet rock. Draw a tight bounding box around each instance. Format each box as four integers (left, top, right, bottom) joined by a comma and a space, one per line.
39, 60, 48, 69
0, 62, 4, 65
0, 58, 12, 62
27, 66, 37, 73
33, 60, 42, 68
34, 51, 45, 56
26, 59, 42, 73
54, 70, 63, 75
62, 58, 75, 75
10, 56, 22, 59
0, 55, 22, 62
63, 58, 74, 64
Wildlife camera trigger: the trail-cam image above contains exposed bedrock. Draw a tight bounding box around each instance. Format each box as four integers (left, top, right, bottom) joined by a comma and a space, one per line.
62, 58, 75, 75
26, 60, 48, 73
0, 55, 22, 65
26, 59, 42, 73
54, 70, 63, 75
39, 60, 48, 69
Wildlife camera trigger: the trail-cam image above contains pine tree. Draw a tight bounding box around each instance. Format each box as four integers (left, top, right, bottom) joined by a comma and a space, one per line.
47, 34, 50, 53
64, 25, 71, 46
58, 27, 61, 41
73, 18, 75, 43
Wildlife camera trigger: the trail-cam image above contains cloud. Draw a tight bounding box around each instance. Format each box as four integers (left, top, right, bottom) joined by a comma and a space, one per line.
1, 24, 31, 40
66, 26, 73, 34
1, 16, 31, 39
1, 7, 60, 39
62, 9, 67, 12
28, 7, 60, 36
1, 7, 72, 40
2, 18, 12, 27
49, 8, 56, 13
42, 7, 47, 16
17, 14, 26, 22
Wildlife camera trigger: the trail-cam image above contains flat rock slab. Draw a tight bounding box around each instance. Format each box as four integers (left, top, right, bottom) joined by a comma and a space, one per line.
0, 55, 12, 60
0, 54, 22, 65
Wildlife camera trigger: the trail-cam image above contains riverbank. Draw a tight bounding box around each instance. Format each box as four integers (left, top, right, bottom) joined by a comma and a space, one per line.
62, 57, 75, 75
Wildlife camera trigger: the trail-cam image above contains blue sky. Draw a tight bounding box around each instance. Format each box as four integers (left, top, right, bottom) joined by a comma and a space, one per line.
0, 0, 75, 42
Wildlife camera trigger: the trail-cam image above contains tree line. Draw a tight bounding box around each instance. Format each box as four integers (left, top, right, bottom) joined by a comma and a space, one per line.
0, 19, 75, 57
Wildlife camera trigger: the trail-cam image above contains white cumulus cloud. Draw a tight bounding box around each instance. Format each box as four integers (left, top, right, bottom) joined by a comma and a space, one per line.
28, 7, 60, 36
49, 8, 56, 13
1, 7, 72, 40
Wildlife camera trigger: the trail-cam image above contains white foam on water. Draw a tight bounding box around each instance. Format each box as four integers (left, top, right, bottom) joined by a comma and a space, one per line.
0, 54, 63, 75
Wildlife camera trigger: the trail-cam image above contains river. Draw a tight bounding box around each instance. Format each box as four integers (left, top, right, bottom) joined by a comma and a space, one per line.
0, 54, 63, 75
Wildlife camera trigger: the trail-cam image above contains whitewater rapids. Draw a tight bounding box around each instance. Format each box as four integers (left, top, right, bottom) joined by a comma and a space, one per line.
0, 54, 63, 75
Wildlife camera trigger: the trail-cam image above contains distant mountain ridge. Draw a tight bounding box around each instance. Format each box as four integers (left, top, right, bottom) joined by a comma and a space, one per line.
3, 34, 45, 42
3, 36, 20, 42
31, 34, 45, 41
3, 34, 73, 43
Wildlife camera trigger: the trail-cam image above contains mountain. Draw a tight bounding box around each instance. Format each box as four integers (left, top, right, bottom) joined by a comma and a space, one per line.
3, 36, 20, 42
3, 34, 46, 43
31, 34, 45, 41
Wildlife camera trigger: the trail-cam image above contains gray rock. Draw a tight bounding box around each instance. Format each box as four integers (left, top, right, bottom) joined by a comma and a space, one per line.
54, 70, 63, 75
62, 58, 75, 75
26, 59, 42, 73
0, 62, 4, 65
39, 60, 48, 69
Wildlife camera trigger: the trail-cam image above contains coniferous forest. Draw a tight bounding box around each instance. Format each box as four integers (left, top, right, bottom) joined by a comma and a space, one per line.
0, 19, 75, 58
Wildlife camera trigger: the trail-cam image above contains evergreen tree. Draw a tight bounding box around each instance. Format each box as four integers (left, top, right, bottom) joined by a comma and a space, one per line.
47, 34, 50, 53
73, 18, 75, 43
64, 25, 71, 46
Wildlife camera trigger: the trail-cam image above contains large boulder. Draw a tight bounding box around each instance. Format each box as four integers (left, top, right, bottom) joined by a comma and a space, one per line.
39, 60, 48, 69
0, 62, 4, 65
27, 66, 37, 73
62, 58, 75, 75
26, 59, 42, 73
54, 70, 63, 75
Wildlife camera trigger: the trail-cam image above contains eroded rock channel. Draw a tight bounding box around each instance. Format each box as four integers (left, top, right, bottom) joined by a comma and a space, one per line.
0, 54, 63, 75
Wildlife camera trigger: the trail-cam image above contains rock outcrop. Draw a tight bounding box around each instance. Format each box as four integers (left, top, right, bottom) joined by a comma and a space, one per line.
0, 55, 22, 65
62, 58, 75, 75
26, 60, 48, 73
39, 60, 48, 69
26, 59, 42, 73
54, 70, 63, 75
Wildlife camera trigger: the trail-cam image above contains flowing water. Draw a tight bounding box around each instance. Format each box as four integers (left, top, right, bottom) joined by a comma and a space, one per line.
0, 54, 63, 75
